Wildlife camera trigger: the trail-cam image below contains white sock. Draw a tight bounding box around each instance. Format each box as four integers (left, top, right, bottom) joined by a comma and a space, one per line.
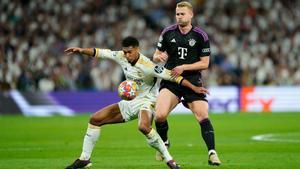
208, 149, 216, 155
79, 124, 101, 160
146, 129, 173, 162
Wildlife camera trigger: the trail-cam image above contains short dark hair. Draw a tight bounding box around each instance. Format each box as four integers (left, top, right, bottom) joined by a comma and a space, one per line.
122, 36, 139, 47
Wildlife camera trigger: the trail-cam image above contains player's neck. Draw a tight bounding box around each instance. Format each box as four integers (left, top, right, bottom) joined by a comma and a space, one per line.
178, 24, 192, 34
130, 54, 140, 66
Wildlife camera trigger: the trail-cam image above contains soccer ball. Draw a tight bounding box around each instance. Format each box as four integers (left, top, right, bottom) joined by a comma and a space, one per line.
118, 80, 139, 100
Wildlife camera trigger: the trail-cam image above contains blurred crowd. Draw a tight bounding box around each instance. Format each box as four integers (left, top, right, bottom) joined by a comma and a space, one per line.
0, 0, 299, 92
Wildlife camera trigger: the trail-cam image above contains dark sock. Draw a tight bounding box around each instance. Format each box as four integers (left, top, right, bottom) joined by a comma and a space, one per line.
200, 118, 215, 151
155, 120, 169, 142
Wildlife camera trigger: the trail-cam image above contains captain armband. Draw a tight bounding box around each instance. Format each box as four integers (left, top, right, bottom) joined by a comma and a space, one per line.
179, 78, 184, 85
92, 48, 96, 57
175, 76, 184, 85
93, 48, 102, 58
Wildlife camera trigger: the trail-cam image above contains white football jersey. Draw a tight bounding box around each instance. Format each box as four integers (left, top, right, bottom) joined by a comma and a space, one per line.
94, 48, 183, 98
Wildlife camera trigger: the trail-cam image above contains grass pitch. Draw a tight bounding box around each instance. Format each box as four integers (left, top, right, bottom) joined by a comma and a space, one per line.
0, 113, 300, 169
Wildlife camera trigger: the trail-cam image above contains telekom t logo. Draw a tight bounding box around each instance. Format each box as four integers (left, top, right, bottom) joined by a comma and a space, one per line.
178, 47, 187, 60
240, 87, 274, 112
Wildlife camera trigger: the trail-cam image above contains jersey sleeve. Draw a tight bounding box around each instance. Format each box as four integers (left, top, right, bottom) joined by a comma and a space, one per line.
135, 56, 183, 84
94, 48, 123, 62
198, 32, 210, 57
200, 39, 211, 57
157, 25, 178, 52
193, 27, 211, 57
156, 33, 166, 52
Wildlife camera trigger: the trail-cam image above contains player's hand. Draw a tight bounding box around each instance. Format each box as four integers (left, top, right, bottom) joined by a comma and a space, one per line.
171, 65, 185, 77
193, 86, 210, 95
64, 47, 83, 55
154, 52, 168, 62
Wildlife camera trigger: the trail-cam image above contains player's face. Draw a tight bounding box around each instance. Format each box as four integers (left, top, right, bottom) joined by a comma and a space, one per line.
122, 46, 139, 63
175, 7, 193, 27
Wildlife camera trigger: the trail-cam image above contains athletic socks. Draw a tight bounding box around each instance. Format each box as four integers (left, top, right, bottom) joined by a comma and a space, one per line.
79, 124, 101, 160
155, 120, 169, 142
78, 123, 173, 162
156, 118, 216, 154
200, 118, 215, 151
146, 128, 173, 162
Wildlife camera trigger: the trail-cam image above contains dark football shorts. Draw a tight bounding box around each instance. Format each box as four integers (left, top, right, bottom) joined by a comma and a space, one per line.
159, 79, 208, 108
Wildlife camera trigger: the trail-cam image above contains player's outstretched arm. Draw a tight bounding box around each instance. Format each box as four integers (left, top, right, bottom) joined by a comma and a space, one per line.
64, 47, 95, 57
160, 69, 209, 95
171, 56, 210, 76
180, 79, 210, 95
134, 57, 209, 95
65, 47, 120, 63
151, 65, 209, 95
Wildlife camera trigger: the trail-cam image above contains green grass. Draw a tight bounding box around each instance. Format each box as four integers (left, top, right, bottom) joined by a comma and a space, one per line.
1, 113, 300, 169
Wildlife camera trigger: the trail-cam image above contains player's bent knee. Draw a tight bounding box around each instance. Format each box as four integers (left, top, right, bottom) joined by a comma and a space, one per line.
155, 113, 167, 123
195, 113, 209, 122
138, 123, 151, 135
89, 114, 103, 126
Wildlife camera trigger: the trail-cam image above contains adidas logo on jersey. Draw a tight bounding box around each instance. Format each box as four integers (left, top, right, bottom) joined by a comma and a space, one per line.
171, 39, 176, 43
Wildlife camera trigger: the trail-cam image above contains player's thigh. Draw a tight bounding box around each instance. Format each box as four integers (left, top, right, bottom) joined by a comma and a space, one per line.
155, 88, 179, 121
187, 100, 209, 121
138, 97, 155, 128
90, 103, 124, 126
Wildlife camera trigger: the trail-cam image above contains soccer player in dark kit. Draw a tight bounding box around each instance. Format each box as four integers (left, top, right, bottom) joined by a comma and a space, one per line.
153, 1, 221, 166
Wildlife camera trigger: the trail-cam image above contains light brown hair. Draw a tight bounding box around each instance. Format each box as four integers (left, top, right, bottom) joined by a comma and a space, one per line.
176, 1, 193, 11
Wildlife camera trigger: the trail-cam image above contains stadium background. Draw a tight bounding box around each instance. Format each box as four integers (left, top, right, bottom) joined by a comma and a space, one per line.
1, 0, 300, 92
0, 0, 300, 169
1, 0, 300, 114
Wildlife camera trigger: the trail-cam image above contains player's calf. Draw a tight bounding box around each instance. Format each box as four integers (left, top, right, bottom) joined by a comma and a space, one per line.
155, 140, 170, 161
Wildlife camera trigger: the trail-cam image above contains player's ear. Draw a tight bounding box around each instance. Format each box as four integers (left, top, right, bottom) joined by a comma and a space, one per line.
190, 10, 193, 18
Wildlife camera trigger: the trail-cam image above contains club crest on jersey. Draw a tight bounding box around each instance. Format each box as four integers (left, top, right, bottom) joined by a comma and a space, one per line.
154, 65, 164, 74
188, 39, 196, 47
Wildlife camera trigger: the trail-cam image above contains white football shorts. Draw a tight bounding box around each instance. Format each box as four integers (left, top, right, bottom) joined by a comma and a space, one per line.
118, 94, 156, 122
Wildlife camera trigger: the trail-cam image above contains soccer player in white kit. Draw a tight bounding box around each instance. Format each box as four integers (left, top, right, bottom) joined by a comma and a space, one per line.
64, 36, 209, 169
